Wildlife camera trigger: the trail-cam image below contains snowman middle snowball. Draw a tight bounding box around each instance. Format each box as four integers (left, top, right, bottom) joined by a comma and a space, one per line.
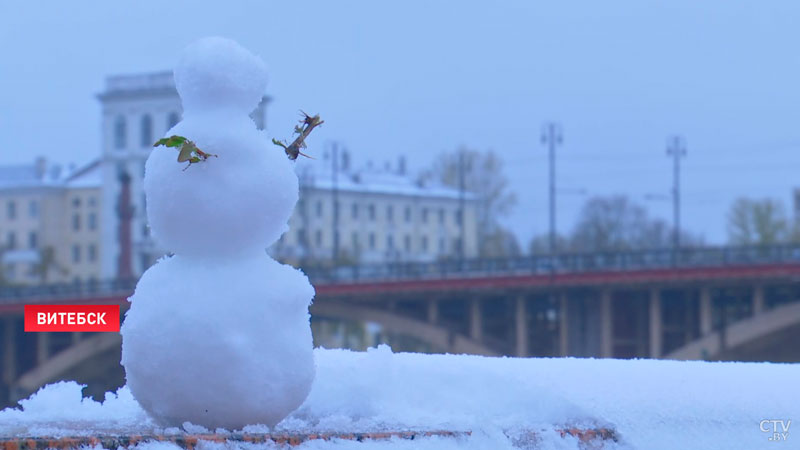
121, 37, 316, 430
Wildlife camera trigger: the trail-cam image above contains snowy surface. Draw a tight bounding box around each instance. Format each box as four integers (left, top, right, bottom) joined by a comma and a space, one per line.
3, 346, 799, 449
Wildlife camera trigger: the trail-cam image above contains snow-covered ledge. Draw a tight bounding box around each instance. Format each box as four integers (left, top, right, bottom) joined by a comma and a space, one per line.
2, 346, 798, 449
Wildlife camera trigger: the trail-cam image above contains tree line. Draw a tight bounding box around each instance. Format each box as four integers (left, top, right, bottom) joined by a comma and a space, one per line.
427, 147, 799, 258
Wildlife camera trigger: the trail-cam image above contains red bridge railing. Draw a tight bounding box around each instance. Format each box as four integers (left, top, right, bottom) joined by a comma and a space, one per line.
1, 244, 799, 303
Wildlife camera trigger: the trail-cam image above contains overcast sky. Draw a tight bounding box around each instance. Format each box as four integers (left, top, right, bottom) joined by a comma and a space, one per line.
1, 1, 799, 247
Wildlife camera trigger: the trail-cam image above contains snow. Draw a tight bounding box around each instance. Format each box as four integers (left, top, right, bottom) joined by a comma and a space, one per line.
125, 37, 315, 430
121, 254, 315, 429
145, 39, 296, 258
174, 37, 268, 114
3, 346, 799, 449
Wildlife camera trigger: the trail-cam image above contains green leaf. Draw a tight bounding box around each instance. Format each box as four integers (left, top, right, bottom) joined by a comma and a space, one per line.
154, 135, 187, 148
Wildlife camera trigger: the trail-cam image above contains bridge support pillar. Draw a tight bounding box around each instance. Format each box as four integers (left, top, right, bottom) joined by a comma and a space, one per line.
427, 301, 439, 324
515, 296, 528, 357
2, 318, 15, 387
469, 298, 482, 342
600, 290, 613, 358
559, 294, 569, 357
36, 332, 50, 366
700, 287, 713, 336
753, 285, 765, 315
649, 289, 662, 358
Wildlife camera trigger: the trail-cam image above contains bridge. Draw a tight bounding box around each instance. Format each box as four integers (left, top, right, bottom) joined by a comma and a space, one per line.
1, 244, 799, 407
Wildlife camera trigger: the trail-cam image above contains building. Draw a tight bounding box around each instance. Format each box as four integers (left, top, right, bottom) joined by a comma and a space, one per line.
96, 71, 479, 276
0, 158, 102, 285
272, 157, 479, 265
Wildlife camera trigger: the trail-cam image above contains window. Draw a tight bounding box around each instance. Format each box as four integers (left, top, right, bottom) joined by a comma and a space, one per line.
72, 214, 81, 231
386, 205, 394, 222
28, 232, 37, 249
86, 213, 96, 231
368, 204, 376, 220
387, 234, 394, 250
114, 116, 126, 149
369, 232, 376, 249
404, 206, 412, 222
316, 201, 323, 218
28, 200, 38, 218
72, 197, 81, 208
438, 208, 445, 224
7, 232, 16, 250
351, 203, 358, 219
167, 112, 180, 129
88, 244, 97, 262
421, 208, 428, 223
297, 228, 307, 245
315, 230, 323, 246
88, 197, 97, 207
421, 235, 429, 251
439, 237, 445, 252
352, 232, 359, 248
72, 244, 81, 263
140, 114, 153, 147
7, 201, 16, 220
404, 235, 411, 251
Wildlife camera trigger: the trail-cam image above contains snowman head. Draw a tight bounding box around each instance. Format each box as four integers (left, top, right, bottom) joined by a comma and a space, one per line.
174, 36, 268, 114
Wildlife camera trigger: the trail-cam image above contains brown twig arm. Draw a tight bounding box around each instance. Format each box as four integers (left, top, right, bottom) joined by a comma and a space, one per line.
274, 112, 324, 160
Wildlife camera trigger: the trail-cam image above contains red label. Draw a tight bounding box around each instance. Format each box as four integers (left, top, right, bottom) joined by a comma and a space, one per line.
24, 305, 120, 332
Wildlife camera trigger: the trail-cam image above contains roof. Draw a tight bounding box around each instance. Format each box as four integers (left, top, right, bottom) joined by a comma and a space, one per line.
297, 161, 475, 201
0, 163, 63, 190
65, 159, 102, 189
0, 158, 100, 192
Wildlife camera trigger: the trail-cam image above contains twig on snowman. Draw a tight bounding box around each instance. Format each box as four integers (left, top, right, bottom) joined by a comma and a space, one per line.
154, 135, 218, 171
272, 110, 324, 160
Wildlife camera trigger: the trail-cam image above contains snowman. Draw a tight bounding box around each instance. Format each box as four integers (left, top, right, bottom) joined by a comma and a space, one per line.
120, 37, 316, 430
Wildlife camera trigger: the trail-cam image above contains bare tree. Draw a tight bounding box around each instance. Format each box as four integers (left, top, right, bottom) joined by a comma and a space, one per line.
421, 147, 517, 257
565, 195, 702, 252
0, 245, 7, 286
528, 233, 570, 255
481, 226, 522, 258
727, 197, 789, 246
31, 246, 69, 284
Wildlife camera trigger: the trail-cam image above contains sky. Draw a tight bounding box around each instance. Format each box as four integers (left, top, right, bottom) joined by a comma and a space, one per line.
1, 1, 799, 247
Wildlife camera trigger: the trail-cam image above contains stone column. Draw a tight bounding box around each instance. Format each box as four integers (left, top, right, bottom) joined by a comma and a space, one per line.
699, 287, 713, 336
515, 296, 528, 357
649, 289, 663, 359
36, 332, 50, 366
752, 285, 765, 315
559, 294, 569, 357
427, 300, 439, 324
600, 290, 613, 358
2, 318, 15, 385
469, 298, 482, 342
